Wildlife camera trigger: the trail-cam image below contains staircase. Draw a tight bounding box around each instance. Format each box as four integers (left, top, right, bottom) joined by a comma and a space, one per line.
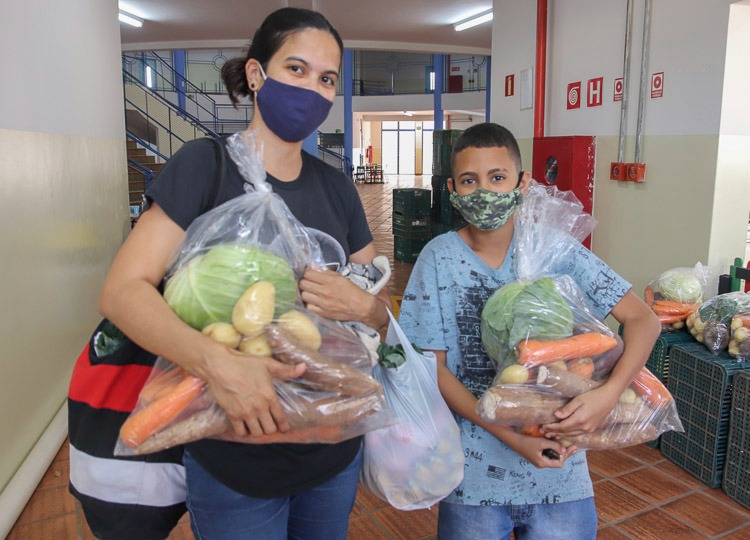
127, 140, 164, 206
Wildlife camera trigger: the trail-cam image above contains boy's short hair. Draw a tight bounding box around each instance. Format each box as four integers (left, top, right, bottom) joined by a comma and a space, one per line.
451, 123, 523, 176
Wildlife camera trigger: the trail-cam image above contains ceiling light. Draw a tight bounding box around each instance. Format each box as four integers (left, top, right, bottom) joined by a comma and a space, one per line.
453, 9, 493, 32
119, 9, 144, 28
403, 111, 413, 116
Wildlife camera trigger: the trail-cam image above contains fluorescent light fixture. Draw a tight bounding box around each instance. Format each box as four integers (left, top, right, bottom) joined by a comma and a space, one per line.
119, 9, 144, 28
453, 9, 493, 32
402, 111, 413, 116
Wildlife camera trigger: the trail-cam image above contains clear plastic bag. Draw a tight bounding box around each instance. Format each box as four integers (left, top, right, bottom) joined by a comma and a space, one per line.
477, 181, 682, 450
360, 311, 464, 510
686, 291, 750, 356
729, 310, 750, 360
114, 132, 392, 456
644, 263, 711, 332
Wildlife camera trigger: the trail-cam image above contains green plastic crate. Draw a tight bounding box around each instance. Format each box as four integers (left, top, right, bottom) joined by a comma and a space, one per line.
394, 234, 429, 264
661, 343, 750, 487
392, 212, 431, 239
722, 371, 750, 509
392, 188, 431, 218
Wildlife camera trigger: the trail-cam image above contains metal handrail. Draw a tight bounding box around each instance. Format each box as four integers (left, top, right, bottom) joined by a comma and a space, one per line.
123, 53, 219, 121
126, 133, 170, 164
127, 158, 154, 190
123, 70, 218, 137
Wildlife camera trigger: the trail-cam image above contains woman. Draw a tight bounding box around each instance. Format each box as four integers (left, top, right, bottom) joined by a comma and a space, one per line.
99, 8, 389, 539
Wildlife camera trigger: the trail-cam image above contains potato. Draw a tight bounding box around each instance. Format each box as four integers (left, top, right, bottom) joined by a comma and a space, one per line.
277, 310, 322, 350
550, 360, 568, 371
619, 387, 638, 405
232, 281, 276, 336
734, 327, 750, 342
731, 318, 743, 331
202, 322, 242, 349
499, 364, 530, 384
729, 343, 740, 356
238, 334, 273, 356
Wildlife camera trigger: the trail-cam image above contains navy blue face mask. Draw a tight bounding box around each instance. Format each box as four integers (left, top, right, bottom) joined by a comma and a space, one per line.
255, 64, 334, 143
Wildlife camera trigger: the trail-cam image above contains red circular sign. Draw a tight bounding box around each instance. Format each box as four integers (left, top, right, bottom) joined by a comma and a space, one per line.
654, 76, 662, 88
615, 80, 623, 93
568, 87, 579, 106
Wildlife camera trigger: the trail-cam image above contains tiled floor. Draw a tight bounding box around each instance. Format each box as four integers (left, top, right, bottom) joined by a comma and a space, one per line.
8, 175, 750, 539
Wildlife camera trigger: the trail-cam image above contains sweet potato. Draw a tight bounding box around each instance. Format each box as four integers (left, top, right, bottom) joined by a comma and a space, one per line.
478, 385, 654, 427
560, 423, 658, 450
265, 324, 380, 396
536, 364, 601, 397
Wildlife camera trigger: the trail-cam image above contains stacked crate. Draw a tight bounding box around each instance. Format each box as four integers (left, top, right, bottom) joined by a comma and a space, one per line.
722, 371, 750, 510
430, 130, 466, 236
392, 188, 431, 264
661, 343, 750, 487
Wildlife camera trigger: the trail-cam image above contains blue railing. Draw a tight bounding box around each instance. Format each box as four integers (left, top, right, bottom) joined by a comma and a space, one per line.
127, 158, 154, 189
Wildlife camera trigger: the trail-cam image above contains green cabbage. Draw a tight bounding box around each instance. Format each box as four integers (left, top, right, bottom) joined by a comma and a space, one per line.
481, 277, 574, 366
656, 270, 703, 303
164, 244, 297, 330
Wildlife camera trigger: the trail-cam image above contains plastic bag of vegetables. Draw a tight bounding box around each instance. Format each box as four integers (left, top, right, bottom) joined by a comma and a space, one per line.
644, 263, 711, 332
360, 311, 464, 510
477, 181, 682, 450
686, 291, 750, 356
728, 310, 750, 360
114, 131, 392, 455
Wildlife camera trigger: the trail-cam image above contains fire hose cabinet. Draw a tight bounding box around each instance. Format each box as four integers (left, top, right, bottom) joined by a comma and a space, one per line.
531, 136, 596, 248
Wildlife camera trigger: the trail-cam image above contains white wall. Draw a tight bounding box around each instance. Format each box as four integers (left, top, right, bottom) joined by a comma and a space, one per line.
491, 0, 750, 297
0, 0, 127, 509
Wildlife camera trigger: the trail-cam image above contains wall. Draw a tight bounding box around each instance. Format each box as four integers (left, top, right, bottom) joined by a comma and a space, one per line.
0, 0, 127, 503
490, 0, 750, 298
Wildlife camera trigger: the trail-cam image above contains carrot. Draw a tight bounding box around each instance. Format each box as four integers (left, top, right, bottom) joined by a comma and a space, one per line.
652, 301, 699, 317
657, 314, 688, 324
138, 368, 188, 403
644, 286, 655, 307
631, 368, 672, 407
520, 424, 544, 437
566, 357, 595, 379
517, 333, 618, 366
120, 375, 207, 447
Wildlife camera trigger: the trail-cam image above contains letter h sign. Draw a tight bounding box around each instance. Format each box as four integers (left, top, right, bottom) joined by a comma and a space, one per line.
587, 77, 603, 107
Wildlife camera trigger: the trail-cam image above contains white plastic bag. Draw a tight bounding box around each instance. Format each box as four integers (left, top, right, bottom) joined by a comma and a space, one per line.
360, 310, 464, 510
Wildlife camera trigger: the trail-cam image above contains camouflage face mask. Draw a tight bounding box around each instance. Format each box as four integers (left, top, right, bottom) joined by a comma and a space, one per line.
449, 187, 522, 231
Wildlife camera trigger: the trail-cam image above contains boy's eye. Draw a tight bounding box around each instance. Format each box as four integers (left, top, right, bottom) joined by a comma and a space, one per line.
460, 178, 477, 185
492, 175, 507, 183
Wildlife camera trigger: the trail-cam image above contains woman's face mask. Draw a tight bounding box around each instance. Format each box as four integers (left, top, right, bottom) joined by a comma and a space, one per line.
449, 187, 522, 231
255, 64, 333, 143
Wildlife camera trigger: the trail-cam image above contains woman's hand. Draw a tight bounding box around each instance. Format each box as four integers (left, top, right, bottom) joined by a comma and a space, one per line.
201, 343, 306, 437
299, 267, 378, 322
541, 384, 620, 438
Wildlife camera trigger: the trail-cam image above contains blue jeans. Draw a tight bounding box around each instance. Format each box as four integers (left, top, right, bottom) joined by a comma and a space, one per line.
437, 497, 597, 540
183, 447, 362, 540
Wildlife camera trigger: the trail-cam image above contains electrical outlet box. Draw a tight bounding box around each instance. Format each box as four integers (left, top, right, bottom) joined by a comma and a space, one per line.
626, 163, 646, 182
610, 162, 626, 181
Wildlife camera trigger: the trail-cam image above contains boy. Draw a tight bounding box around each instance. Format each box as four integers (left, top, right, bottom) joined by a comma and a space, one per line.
398, 123, 660, 539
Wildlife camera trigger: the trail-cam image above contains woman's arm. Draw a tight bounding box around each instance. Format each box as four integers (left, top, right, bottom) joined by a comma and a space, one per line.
99, 203, 305, 436
299, 242, 390, 330
542, 290, 661, 437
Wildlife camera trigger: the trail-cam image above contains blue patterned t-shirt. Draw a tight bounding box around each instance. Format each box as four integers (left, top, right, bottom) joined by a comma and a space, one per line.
398, 230, 631, 506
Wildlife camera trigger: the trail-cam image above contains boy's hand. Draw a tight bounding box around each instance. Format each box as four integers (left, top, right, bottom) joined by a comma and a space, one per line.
486, 425, 576, 469
541, 385, 619, 437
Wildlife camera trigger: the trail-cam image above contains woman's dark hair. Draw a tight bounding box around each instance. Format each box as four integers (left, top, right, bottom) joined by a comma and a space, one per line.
222, 7, 344, 106
451, 122, 523, 175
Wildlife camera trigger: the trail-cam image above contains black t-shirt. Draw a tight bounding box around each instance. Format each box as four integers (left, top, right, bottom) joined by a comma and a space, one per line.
143, 136, 372, 498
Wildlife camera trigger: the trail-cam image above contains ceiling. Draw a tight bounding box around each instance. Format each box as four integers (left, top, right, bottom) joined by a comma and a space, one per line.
118, 0, 492, 54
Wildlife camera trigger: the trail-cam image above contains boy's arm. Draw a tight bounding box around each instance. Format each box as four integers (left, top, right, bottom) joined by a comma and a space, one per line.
429, 350, 575, 469
542, 290, 661, 437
